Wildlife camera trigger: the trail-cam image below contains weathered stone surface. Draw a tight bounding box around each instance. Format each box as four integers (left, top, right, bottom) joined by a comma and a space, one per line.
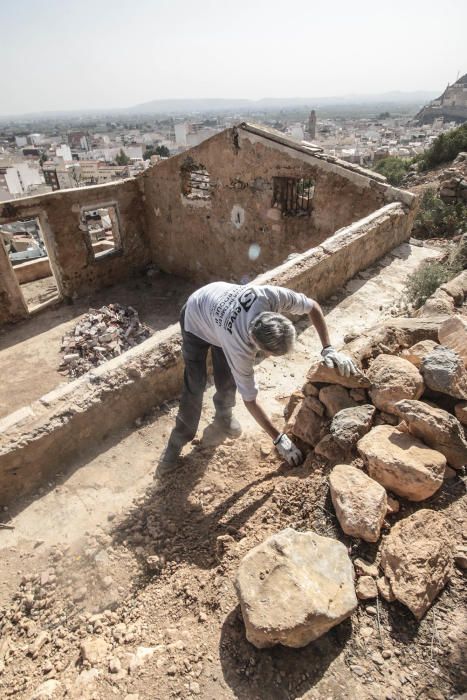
235, 528, 357, 648
401, 339, 438, 368
438, 317, 467, 366
314, 434, 348, 464
394, 399, 467, 469
284, 390, 304, 422
377, 576, 396, 602
356, 576, 377, 600
357, 425, 446, 501
307, 360, 370, 389
350, 388, 367, 402
319, 385, 356, 417
80, 637, 109, 665
30, 680, 62, 699
353, 558, 378, 578
303, 382, 319, 397
287, 397, 324, 447
368, 354, 424, 414
455, 401, 467, 426
380, 510, 453, 619
330, 404, 376, 449
329, 464, 387, 543
439, 270, 467, 306
421, 346, 467, 400
306, 395, 325, 416
418, 289, 455, 317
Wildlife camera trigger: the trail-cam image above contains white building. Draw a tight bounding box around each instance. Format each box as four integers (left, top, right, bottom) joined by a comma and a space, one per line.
56, 144, 72, 161
174, 123, 188, 147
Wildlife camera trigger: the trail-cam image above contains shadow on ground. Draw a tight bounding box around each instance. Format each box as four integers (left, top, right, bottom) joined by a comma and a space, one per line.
219, 606, 352, 700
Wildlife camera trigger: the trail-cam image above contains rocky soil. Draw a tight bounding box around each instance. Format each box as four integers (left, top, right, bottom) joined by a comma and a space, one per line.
0, 251, 465, 700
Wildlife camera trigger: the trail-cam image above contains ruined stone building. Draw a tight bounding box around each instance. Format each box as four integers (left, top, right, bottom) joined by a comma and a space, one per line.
0, 123, 416, 505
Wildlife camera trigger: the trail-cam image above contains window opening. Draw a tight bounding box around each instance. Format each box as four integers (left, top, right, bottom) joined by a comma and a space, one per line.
181, 157, 211, 200
80, 205, 122, 260
272, 177, 314, 217
0, 216, 60, 311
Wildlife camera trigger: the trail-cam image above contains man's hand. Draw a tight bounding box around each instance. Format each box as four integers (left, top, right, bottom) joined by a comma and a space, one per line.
321, 346, 357, 378
274, 433, 303, 466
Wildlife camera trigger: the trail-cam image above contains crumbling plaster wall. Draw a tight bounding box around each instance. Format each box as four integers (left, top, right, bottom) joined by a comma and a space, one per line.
0, 240, 28, 325
142, 125, 399, 284
0, 178, 151, 308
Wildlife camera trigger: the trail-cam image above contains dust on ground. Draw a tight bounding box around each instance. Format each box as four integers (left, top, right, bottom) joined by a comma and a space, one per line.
1, 242, 465, 700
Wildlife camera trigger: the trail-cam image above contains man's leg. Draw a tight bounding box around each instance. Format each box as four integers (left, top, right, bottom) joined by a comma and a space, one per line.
211, 345, 241, 437
160, 318, 209, 469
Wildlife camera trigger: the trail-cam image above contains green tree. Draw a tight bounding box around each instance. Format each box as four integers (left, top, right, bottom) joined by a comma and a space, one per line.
144, 144, 170, 160
417, 123, 467, 170
373, 156, 409, 186
115, 148, 130, 166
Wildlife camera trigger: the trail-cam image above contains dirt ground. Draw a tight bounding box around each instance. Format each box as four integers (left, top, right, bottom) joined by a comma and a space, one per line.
19, 276, 60, 310
1, 242, 466, 700
0, 270, 197, 419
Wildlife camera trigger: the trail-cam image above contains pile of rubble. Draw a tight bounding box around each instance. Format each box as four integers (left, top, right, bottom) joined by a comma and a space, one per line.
59, 304, 151, 378
235, 269, 467, 648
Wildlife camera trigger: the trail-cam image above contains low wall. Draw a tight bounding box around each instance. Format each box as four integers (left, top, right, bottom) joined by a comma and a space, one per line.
0, 201, 415, 507
14, 257, 52, 284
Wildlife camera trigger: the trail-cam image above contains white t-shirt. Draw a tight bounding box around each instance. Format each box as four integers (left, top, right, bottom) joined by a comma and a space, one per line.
184, 282, 314, 401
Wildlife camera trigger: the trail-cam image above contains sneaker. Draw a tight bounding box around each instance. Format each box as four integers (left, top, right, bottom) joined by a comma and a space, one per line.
154, 443, 182, 479
213, 413, 242, 438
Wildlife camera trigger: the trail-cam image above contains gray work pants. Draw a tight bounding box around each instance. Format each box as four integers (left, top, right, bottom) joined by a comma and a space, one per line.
168, 306, 237, 448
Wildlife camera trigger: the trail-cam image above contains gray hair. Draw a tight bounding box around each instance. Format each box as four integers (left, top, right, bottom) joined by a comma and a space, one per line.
249, 312, 296, 355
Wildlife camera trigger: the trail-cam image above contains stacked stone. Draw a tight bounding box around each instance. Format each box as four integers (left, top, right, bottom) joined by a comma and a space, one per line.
60, 304, 151, 378
235, 270, 467, 647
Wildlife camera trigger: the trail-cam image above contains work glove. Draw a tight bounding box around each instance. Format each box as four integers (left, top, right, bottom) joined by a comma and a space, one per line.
274, 433, 303, 466
321, 345, 357, 378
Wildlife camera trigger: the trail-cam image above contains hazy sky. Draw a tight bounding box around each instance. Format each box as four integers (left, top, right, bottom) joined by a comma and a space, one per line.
1, 0, 466, 114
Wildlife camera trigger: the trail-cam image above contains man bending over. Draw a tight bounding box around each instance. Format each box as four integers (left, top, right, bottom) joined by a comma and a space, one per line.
157, 282, 356, 476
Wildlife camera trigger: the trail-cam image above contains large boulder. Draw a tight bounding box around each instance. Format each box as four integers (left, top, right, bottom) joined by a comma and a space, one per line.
420, 346, 467, 400
438, 317, 467, 366
380, 510, 453, 619
319, 385, 356, 417
394, 399, 467, 469
368, 354, 424, 414
329, 464, 387, 543
307, 360, 370, 389
235, 528, 357, 648
357, 425, 446, 501
287, 397, 324, 447
330, 404, 376, 449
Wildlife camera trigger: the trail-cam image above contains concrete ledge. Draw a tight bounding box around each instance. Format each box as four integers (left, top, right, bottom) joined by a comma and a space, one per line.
0, 202, 415, 507
13, 257, 52, 284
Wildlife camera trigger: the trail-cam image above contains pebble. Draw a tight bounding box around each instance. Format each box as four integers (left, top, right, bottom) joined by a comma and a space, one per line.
350, 665, 367, 677
366, 606, 377, 615
371, 652, 385, 665
382, 649, 392, 659
109, 657, 122, 674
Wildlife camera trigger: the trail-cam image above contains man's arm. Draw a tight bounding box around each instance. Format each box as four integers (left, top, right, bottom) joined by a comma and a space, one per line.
243, 398, 280, 441
308, 301, 331, 348
308, 300, 356, 378
243, 398, 303, 466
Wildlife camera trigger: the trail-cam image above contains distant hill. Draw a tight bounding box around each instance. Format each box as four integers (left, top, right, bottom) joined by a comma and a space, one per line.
128, 92, 439, 114
0, 91, 439, 120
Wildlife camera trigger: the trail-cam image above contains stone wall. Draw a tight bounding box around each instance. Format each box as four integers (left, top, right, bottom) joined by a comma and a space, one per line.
142, 124, 399, 284
0, 178, 151, 321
